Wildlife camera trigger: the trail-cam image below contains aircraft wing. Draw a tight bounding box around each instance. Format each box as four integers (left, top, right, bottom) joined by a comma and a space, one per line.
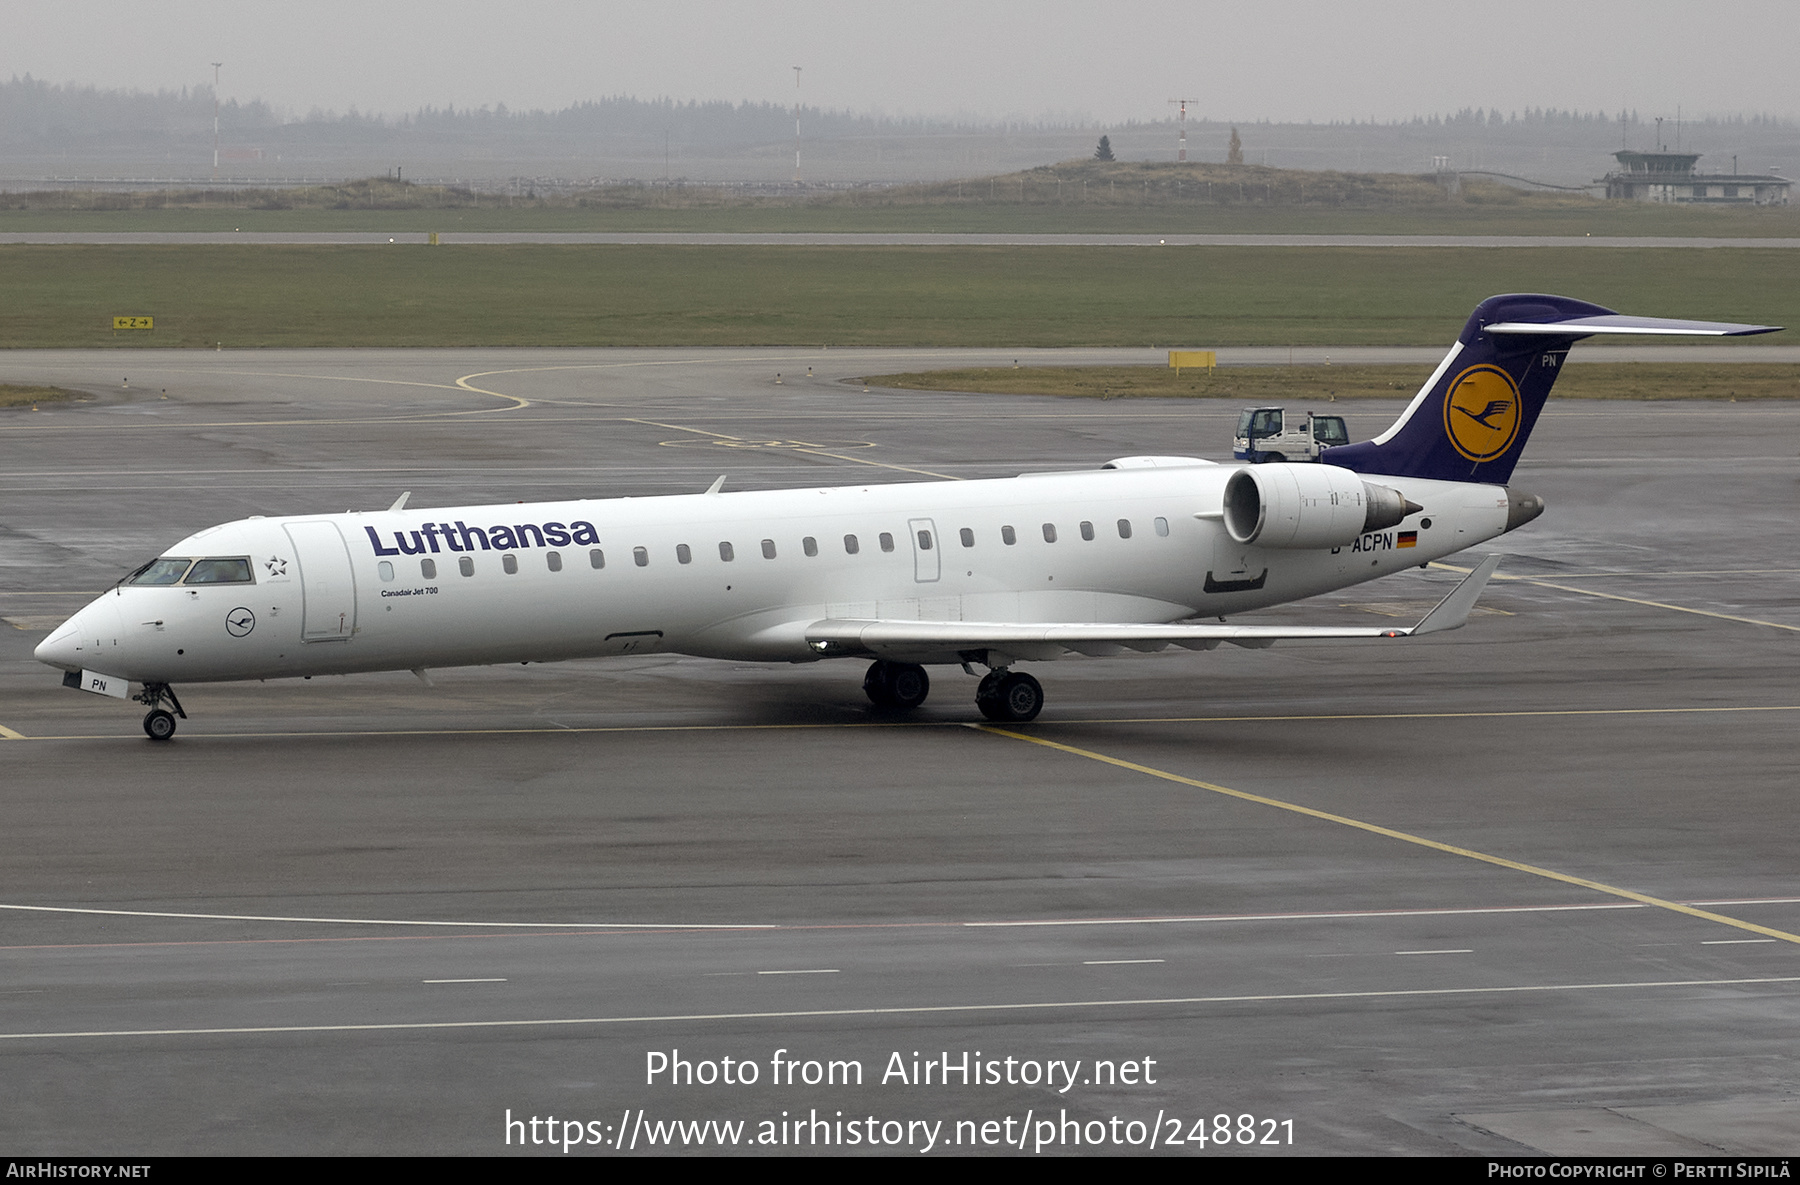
808, 556, 1501, 661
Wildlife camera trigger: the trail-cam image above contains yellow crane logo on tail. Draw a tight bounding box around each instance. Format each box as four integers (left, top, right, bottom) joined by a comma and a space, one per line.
1443, 365, 1522, 462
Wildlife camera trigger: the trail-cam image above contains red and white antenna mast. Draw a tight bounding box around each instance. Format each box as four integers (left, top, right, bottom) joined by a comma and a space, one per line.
1168, 97, 1199, 162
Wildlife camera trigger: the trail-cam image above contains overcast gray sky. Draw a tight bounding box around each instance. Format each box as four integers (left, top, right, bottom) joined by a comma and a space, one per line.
8, 0, 1797, 125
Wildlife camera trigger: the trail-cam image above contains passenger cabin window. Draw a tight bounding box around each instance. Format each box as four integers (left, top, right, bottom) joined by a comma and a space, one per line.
1117, 519, 1133, 539
378, 561, 395, 582
843, 534, 859, 555
458, 556, 475, 577
633, 546, 649, 567
502, 554, 518, 575
185, 558, 254, 584
761, 539, 777, 559
677, 544, 692, 565
1080, 521, 1095, 541
1001, 525, 1016, 545
916, 529, 933, 551
879, 532, 895, 553
1042, 523, 1058, 543
546, 551, 563, 572
802, 537, 818, 557
719, 541, 735, 562
128, 558, 192, 585
959, 528, 975, 548
589, 549, 606, 569
421, 558, 437, 579
1154, 517, 1170, 537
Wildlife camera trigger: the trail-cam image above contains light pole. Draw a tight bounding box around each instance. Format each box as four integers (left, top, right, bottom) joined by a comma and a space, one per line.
793, 66, 802, 183
211, 62, 223, 179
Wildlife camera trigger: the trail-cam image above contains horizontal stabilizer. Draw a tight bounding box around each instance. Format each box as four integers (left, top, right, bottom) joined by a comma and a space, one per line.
806, 559, 1501, 661
1485, 314, 1782, 337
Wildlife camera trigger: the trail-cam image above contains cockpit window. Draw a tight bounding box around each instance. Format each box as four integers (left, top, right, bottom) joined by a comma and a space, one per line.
127, 558, 194, 585
125, 557, 254, 586
185, 558, 254, 584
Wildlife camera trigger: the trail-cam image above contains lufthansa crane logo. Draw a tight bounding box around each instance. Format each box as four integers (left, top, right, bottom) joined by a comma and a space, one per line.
225, 607, 256, 638
1443, 365, 1522, 462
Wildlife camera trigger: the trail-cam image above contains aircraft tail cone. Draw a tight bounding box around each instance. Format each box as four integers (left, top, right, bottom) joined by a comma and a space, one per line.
1504, 488, 1545, 533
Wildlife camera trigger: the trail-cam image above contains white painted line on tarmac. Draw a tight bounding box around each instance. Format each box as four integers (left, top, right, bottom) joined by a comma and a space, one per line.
756, 969, 840, 976
6, 975, 1799, 1043
0, 903, 773, 930
1701, 939, 1778, 945
423, 978, 508, 984
9, 702, 1800, 743
1395, 949, 1474, 955
969, 902, 1646, 927
1083, 959, 1165, 965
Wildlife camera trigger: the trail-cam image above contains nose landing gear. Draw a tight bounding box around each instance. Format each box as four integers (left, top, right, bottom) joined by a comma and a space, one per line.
133, 683, 187, 741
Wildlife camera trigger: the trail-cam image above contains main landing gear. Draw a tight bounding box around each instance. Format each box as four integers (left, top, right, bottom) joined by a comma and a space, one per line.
133, 682, 187, 741
863, 660, 930, 710
862, 659, 1044, 723
975, 669, 1044, 723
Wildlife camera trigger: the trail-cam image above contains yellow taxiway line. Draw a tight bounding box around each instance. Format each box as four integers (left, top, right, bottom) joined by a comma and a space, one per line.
975, 724, 1800, 947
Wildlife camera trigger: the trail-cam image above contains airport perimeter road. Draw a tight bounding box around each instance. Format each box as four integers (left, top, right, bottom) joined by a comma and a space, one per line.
5, 231, 1800, 247
1, 348, 1797, 1156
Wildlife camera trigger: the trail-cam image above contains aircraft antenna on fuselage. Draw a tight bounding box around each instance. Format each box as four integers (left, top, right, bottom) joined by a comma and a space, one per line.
705, 476, 727, 495
388, 491, 411, 512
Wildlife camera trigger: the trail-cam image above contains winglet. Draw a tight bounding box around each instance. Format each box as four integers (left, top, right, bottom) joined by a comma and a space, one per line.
1406, 554, 1502, 635
705, 475, 727, 496
388, 491, 411, 512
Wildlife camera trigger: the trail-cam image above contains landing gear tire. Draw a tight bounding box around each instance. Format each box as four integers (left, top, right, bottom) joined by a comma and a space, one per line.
976, 671, 1043, 723
133, 682, 187, 740
143, 709, 177, 741
863, 660, 930, 710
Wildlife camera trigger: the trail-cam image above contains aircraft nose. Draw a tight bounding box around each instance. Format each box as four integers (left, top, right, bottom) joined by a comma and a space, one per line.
34, 598, 122, 672
34, 619, 83, 671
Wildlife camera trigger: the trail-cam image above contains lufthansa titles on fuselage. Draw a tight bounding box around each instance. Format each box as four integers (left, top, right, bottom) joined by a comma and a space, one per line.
363, 520, 601, 557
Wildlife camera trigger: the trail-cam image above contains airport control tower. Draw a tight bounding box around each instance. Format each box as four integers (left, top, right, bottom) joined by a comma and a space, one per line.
1601, 149, 1790, 205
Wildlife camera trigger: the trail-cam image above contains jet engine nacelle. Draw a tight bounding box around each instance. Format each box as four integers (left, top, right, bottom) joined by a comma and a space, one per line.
1222, 464, 1416, 549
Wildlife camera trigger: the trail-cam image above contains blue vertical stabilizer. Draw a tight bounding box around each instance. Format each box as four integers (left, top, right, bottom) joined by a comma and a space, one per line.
1325, 294, 1781, 484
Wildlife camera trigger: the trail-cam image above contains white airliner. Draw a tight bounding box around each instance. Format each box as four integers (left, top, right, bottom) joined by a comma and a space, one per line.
36, 295, 1779, 739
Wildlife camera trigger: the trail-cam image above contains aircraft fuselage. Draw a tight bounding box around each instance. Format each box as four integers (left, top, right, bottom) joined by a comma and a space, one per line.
40, 463, 1510, 686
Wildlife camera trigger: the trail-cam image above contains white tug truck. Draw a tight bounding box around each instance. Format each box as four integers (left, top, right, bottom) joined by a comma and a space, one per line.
1233, 407, 1350, 463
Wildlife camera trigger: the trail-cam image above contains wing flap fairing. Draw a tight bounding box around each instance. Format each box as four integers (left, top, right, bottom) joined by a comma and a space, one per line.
807, 557, 1501, 661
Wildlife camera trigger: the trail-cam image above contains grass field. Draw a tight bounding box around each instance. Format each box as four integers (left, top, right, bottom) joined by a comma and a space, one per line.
4, 164, 1798, 237
1, 244, 1794, 350
9, 202, 1800, 238
0, 384, 82, 407
857, 363, 1800, 401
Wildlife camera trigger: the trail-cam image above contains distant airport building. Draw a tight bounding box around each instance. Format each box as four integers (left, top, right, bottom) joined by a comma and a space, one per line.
1601, 150, 1790, 205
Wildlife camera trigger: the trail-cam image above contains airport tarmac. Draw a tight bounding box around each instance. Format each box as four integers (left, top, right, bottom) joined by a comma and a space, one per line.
1, 346, 1797, 1156
6, 231, 1800, 248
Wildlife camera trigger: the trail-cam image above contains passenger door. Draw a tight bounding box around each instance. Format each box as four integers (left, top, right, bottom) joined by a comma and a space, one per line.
284, 521, 358, 641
